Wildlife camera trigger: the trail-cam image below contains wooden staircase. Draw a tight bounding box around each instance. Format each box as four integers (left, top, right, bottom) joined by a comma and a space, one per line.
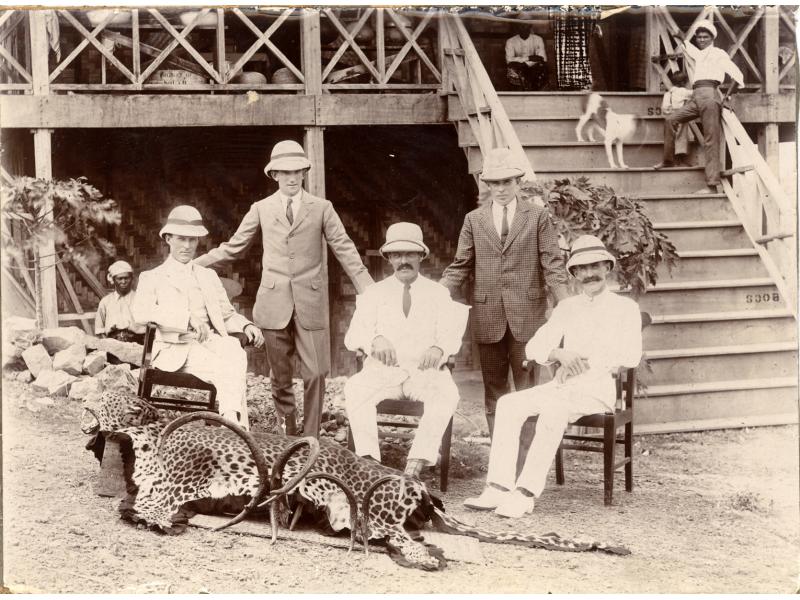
441, 18, 798, 432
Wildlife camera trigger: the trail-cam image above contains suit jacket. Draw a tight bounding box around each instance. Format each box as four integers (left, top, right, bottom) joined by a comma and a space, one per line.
440, 198, 569, 344
195, 190, 373, 330
132, 258, 252, 372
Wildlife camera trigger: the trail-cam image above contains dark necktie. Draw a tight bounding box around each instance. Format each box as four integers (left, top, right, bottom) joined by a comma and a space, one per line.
402, 283, 412, 317
500, 206, 509, 247
286, 197, 294, 225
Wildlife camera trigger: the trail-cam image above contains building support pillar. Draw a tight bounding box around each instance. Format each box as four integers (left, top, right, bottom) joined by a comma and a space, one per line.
759, 6, 780, 174
30, 11, 58, 328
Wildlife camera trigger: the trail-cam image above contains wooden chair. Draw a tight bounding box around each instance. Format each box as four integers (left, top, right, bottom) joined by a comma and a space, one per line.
345, 352, 455, 492
518, 311, 650, 506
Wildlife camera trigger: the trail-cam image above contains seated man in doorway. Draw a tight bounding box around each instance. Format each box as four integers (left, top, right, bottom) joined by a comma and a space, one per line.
344, 222, 469, 477
464, 235, 642, 518
506, 20, 548, 91
95, 260, 146, 345
654, 19, 744, 194
132, 205, 264, 430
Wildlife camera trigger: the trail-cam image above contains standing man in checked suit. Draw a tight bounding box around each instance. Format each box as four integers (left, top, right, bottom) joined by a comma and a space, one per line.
440, 148, 569, 436
195, 140, 374, 437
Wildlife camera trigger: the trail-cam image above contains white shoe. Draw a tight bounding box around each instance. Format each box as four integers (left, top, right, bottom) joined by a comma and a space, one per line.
463, 486, 510, 511
494, 489, 535, 518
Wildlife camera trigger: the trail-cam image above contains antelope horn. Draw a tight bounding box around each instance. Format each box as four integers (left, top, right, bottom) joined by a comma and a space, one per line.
258, 437, 320, 544
154, 411, 272, 532
361, 474, 405, 557
304, 472, 360, 553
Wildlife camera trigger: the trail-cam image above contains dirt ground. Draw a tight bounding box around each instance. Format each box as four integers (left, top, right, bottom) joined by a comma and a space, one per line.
2, 374, 798, 594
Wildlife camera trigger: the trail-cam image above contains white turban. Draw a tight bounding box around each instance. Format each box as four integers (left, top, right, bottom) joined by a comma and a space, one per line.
691, 19, 717, 40
107, 260, 133, 284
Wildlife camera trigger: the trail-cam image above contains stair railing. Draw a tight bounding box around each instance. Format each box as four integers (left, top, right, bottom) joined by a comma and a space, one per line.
439, 14, 535, 183
651, 7, 797, 317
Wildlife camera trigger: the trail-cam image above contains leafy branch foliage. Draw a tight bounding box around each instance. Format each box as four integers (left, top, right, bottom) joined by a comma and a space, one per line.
520, 177, 679, 299
1, 176, 120, 269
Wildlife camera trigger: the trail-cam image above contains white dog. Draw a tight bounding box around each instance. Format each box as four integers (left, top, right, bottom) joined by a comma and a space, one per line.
575, 93, 638, 169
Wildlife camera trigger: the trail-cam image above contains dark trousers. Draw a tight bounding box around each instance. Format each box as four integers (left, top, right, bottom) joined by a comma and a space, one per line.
477, 324, 535, 436
663, 85, 722, 186
263, 314, 329, 438
507, 61, 548, 91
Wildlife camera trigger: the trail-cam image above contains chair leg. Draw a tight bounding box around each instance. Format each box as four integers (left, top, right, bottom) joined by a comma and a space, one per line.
603, 423, 616, 506
555, 445, 565, 485
624, 421, 633, 492
346, 426, 355, 452
440, 418, 453, 493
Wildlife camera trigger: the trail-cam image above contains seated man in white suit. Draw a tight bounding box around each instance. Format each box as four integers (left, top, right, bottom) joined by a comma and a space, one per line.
132, 205, 264, 429
344, 222, 469, 477
464, 235, 642, 517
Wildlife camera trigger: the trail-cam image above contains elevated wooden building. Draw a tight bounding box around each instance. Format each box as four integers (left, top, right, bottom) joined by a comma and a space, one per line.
1, 7, 796, 431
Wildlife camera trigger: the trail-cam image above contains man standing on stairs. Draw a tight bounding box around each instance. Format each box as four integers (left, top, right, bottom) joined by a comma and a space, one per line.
464, 235, 642, 518
194, 140, 374, 438
653, 19, 744, 195
440, 147, 570, 437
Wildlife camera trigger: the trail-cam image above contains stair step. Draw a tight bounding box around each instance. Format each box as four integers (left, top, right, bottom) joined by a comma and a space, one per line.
644, 310, 797, 350
642, 342, 797, 385
466, 143, 684, 170
657, 250, 765, 281
528, 167, 707, 194
653, 221, 750, 251
634, 378, 798, 430
457, 118, 666, 144
615, 278, 784, 314
635, 195, 737, 222
643, 376, 798, 397
450, 91, 667, 120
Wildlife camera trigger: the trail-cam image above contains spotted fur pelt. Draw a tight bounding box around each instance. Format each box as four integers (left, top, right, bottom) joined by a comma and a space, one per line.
82, 390, 629, 570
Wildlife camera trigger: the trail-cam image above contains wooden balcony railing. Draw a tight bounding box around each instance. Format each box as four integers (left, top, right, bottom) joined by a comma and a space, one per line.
0, 8, 446, 94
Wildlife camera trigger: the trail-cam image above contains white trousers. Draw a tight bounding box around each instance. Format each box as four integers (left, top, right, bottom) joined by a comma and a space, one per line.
180, 334, 249, 428
344, 364, 460, 464
486, 375, 610, 497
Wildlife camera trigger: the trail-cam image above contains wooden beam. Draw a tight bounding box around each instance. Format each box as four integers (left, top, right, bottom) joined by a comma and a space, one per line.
0, 93, 448, 127
760, 6, 780, 174
301, 8, 322, 95
303, 126, 325, 198
32, 128, 58, 328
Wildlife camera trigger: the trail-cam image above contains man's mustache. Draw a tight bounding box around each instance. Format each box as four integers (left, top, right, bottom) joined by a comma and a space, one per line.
397, 264, 413, 270
580, 275, 603, 284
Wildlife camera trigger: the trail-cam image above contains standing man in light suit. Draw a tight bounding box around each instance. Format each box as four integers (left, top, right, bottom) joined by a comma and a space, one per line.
132, 205, 264, 429
440, 148, 569, 437
195, 140, 374, 437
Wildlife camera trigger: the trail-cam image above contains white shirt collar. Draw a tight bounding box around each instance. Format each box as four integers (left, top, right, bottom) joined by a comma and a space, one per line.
280, 189, 303, 211
165, 254, 194, 274
492, 197, 517, 213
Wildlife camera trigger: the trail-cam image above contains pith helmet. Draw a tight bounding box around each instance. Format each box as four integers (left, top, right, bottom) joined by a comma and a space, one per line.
380, 222, 430, 258
479, 147, 525, 182
159, 205, 209, 239
264, 139, 312, 174
566, 234, 617, 274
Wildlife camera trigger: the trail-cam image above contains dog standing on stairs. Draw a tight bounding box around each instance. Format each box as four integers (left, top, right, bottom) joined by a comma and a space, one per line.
575, 92, 638, 169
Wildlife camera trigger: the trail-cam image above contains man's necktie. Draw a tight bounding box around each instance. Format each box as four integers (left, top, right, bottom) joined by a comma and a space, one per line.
286, 197, 294, 225
500, 206, 509, 247
402, 283, 412, 317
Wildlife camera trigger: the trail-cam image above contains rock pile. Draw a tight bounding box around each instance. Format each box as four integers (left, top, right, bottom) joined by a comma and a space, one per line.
3, 321, 143, 400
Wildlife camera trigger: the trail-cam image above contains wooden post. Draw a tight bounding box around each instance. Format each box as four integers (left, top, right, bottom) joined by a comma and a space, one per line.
301, 8, 322, 95
30, 11, 58, 328
645, 7, 662, 93
759, 6, 780, 174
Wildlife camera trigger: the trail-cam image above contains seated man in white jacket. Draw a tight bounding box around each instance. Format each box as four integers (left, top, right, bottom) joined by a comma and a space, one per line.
344, 222, 469, 477
132, 205, 264, 429
464, 235, 642, 517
